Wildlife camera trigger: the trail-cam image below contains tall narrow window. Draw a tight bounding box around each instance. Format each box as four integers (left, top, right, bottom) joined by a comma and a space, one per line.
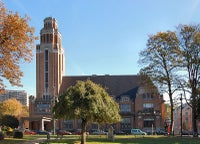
45, 50, 48, 89
45, 50, 48, 61
45, 73, 48, 83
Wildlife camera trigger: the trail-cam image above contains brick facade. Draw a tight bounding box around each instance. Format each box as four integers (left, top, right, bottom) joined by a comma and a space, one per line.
28, 17, 165, 133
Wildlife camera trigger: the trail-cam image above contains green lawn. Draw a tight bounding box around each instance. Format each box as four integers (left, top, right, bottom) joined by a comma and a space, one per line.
47, 135, 200, 144
0, 135, 45, 144
0, 135, 200, 144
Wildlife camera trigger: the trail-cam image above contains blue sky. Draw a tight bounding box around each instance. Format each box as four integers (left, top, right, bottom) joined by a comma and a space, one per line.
3, 0, 200, 96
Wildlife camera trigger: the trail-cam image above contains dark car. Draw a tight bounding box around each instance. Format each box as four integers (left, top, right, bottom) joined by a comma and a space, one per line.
181, 129, 193, 135
156, 130, 168, 135
36, 130, 50, 135
114, 130, 127, 135
56, 130, 72, 135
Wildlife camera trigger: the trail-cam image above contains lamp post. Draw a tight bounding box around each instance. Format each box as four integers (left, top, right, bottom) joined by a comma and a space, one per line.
180, 94, 182, 137
152, 111, 156, 135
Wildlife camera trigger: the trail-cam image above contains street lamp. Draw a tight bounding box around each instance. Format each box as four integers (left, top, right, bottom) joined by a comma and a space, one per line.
152, 110, 159, 135
152, 111, 156, 135
180, 94, 183, 137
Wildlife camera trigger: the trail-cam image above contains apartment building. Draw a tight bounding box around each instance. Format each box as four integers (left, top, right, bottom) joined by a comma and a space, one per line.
0, 90, 29, 106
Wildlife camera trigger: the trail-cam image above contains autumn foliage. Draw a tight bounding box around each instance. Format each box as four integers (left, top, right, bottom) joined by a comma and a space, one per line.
0, 2, 36, 93
0, 98, 22, 117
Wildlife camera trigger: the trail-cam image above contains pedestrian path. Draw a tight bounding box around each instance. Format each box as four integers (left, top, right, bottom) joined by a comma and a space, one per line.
17, 138, 46, 144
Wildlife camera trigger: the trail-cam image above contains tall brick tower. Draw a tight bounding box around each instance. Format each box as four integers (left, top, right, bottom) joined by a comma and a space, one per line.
36, 17, 65, 101
28, 17, 65, 130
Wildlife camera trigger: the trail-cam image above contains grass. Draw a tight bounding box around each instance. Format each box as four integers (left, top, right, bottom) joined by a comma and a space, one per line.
0, 135, 45, 144
46, 135, 200, 144
0, 135, 200, 144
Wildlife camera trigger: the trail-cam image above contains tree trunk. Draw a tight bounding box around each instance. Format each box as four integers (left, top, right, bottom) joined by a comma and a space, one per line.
191, 86, 198, 137
192, 98, 198, 137
192, 108, 198, 137
81, 119, 87, 144
169, 96, 174, 135
168, 83, 174, 136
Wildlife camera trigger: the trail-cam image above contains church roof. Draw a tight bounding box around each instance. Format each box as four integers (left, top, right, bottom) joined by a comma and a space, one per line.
60, 75, 140, 100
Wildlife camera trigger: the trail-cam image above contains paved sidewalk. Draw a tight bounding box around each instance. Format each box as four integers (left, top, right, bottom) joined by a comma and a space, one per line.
17, 138, 47, 144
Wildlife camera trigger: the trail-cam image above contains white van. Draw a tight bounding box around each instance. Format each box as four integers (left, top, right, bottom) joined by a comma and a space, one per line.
131, 129, 147, 135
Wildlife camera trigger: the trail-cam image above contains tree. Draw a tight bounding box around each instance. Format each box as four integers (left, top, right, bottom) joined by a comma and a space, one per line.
176, 24, 200, 137
0, 98, 22, 116
138, 31, 180, 134
0, 2, 36, 93
20, 106, 29, 117
53, 80, 121, 144
0, 115, 19, 129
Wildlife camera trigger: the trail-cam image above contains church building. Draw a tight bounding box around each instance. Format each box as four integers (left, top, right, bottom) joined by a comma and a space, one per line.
28, 17, 165, 134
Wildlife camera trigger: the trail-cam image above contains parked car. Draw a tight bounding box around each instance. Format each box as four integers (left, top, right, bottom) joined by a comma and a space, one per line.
131, 129, 147, 135
181, 129, 193, 135
114, 130, 127, 135
24, 129, 36, 135
156, 130, 168, 135
68, 129, 76, 134
143, 129, 154, 135
76, 129, 89, 135
56, 130, 72, 135
91, 130, 107, 135
36, 130, 50, 135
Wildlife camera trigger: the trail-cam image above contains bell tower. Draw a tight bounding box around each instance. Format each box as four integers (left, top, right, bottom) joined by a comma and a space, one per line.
28, 17, 65, 131
36, 17, 65, 102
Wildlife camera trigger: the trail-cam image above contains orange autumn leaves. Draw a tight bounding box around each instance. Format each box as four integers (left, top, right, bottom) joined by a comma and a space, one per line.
0, 2, 37, 93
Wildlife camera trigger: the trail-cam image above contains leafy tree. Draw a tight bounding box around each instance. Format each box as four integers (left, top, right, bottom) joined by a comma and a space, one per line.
138, 31, 180, 134
53, 80, 121, 144
20, 106, 29, 117
176, 24, 200, 137
0, 115, 19, 129
0, 2, 36, 93
0, 98, 22, 116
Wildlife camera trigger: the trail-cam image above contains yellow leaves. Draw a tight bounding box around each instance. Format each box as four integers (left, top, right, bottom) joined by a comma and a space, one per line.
0, 2, 37, 87
0, 98, 23, 116
20, 105, 29, 117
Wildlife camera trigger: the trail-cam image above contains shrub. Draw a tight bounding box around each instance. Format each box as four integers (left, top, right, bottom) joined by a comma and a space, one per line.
1, 115, 19, 129
13, 130, 23, 138
6, 131, 13, 137
0, 132, 4, 140
5, 127, 13, 137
